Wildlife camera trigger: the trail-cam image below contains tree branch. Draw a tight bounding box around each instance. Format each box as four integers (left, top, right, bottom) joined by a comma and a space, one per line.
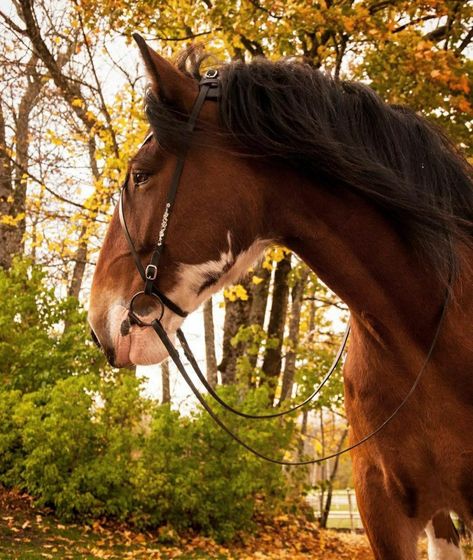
239, 34, 265, 57
393, 15, 438, 34
368, 0, 394, 15
18, 0, 98, 134
247, 0, 284, 20
455, 26, 473, 55
149, 28, 217, 42
73, 1, 120, 158
0, 9, 26, 35
423, 25, 448, 43
4, 151, 97, 212
303, 295, 348, 311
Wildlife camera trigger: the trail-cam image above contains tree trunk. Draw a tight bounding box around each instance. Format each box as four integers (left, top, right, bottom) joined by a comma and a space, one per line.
161, 359, 171, 404
318, 409, 326, 524
298, 408, 309, 459
246, 262, 271, 370
218, 276, 252, 385
203, 298, 218, 388
68, 225, 88, 298
319, 425, 349, 529
67, 139, 100, 297
0, 99, 13, 269
0, 53, 42, 268
261, 254, 291, 399
280, 266, 309, 402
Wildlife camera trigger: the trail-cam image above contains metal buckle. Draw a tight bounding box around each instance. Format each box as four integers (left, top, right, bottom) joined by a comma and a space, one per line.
145, 264, 158, 281
205, 69, 218, 79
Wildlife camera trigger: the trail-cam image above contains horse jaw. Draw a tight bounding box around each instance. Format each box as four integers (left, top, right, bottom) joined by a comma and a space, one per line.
112, 233, 271, 366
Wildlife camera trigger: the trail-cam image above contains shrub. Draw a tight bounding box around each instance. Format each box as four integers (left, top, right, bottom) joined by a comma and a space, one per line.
0, 259, 301, 540
11, 380, 296, 539
132, 387, 295, 539
0, 389, 23, 486
0, 258, 107, 393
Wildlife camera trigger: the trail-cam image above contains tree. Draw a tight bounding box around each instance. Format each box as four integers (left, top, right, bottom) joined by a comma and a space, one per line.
161, 359, 171, 404
261, 253, 291, 398
0, 0, 147, 294
219, 277, 253, 385
203, 298, 218, 388
0, 258, 109, 393
280, 265, 310, 402
246, 261, 272, 370
0, 52, 43, 268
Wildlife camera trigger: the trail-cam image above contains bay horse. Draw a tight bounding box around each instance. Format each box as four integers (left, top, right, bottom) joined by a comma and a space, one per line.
88, 35, 473, 559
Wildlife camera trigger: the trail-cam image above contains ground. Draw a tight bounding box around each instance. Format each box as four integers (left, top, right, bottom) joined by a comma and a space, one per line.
0, 489, 471, 559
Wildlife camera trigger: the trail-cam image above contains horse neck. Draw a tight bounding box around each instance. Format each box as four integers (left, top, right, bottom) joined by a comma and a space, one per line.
265, 168, 444, 343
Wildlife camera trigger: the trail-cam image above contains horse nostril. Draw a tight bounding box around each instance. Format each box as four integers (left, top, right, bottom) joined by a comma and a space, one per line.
120, 318, 131, 336
104, 347, 116, 368
90, 329, 101, 348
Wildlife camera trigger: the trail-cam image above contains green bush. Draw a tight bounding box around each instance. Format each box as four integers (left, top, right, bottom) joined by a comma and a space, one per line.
0, 389, 23, 486
133, 386, 295, 540
15, 372, 148, 520
11, 380, 295, 539
17, 375, 102, 516
0, 258, 107, 393
0, 259, 301, 540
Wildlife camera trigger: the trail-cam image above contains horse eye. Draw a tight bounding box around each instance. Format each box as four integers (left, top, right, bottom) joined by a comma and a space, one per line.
132, 171, 151, 186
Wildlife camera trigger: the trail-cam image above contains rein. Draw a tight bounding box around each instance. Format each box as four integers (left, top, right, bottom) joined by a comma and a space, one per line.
118, 70, 450, 465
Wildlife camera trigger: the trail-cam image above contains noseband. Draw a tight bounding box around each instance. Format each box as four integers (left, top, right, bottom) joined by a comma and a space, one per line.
117, 69, 450, 466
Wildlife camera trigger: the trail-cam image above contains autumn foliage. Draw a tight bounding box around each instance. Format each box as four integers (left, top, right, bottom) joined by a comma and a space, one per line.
0, 0, 472, 551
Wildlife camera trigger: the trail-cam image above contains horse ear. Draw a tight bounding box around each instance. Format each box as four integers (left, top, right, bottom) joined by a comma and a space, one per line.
132, 33, 197, 107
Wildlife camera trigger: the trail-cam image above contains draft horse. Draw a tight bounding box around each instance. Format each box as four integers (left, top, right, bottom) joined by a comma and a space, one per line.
89, 35, 473, 559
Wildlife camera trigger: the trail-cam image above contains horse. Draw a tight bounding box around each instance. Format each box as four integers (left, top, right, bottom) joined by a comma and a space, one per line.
88, 35, 473, 559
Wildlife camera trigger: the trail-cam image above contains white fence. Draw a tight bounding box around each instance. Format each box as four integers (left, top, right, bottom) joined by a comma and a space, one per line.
306, 489, 364, 531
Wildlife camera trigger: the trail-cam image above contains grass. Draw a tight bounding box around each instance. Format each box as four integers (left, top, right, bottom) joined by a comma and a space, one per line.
0, 515, 227, 560
307, 490, 363, 530
0, 488, 372, 560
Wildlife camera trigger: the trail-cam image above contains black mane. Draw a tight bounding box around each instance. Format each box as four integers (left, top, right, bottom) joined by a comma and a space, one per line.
145, 50, 473, 284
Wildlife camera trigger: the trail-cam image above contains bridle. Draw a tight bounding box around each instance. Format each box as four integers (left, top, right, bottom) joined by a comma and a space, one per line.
119, 69, 222, 322
117, 69, 450, 465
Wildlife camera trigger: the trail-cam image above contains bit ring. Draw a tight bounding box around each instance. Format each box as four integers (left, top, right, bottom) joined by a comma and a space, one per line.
128, 291, 165, 327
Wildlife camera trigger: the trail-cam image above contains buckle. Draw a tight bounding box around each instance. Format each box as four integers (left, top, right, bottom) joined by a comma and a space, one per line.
200, 69, 220, 99
204, 69, 218, 79
145, 264, 158, 281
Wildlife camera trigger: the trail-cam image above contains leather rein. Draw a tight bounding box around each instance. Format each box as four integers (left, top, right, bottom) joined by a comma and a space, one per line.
118, 70, 450, 465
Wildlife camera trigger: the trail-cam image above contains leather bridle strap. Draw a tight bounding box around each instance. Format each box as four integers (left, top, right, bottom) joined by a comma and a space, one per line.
141, 83, 212, 298
176, 323, 350, 419
120, 67, 451, 465
119, 73, 220, 319
119, 187, 188, 317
